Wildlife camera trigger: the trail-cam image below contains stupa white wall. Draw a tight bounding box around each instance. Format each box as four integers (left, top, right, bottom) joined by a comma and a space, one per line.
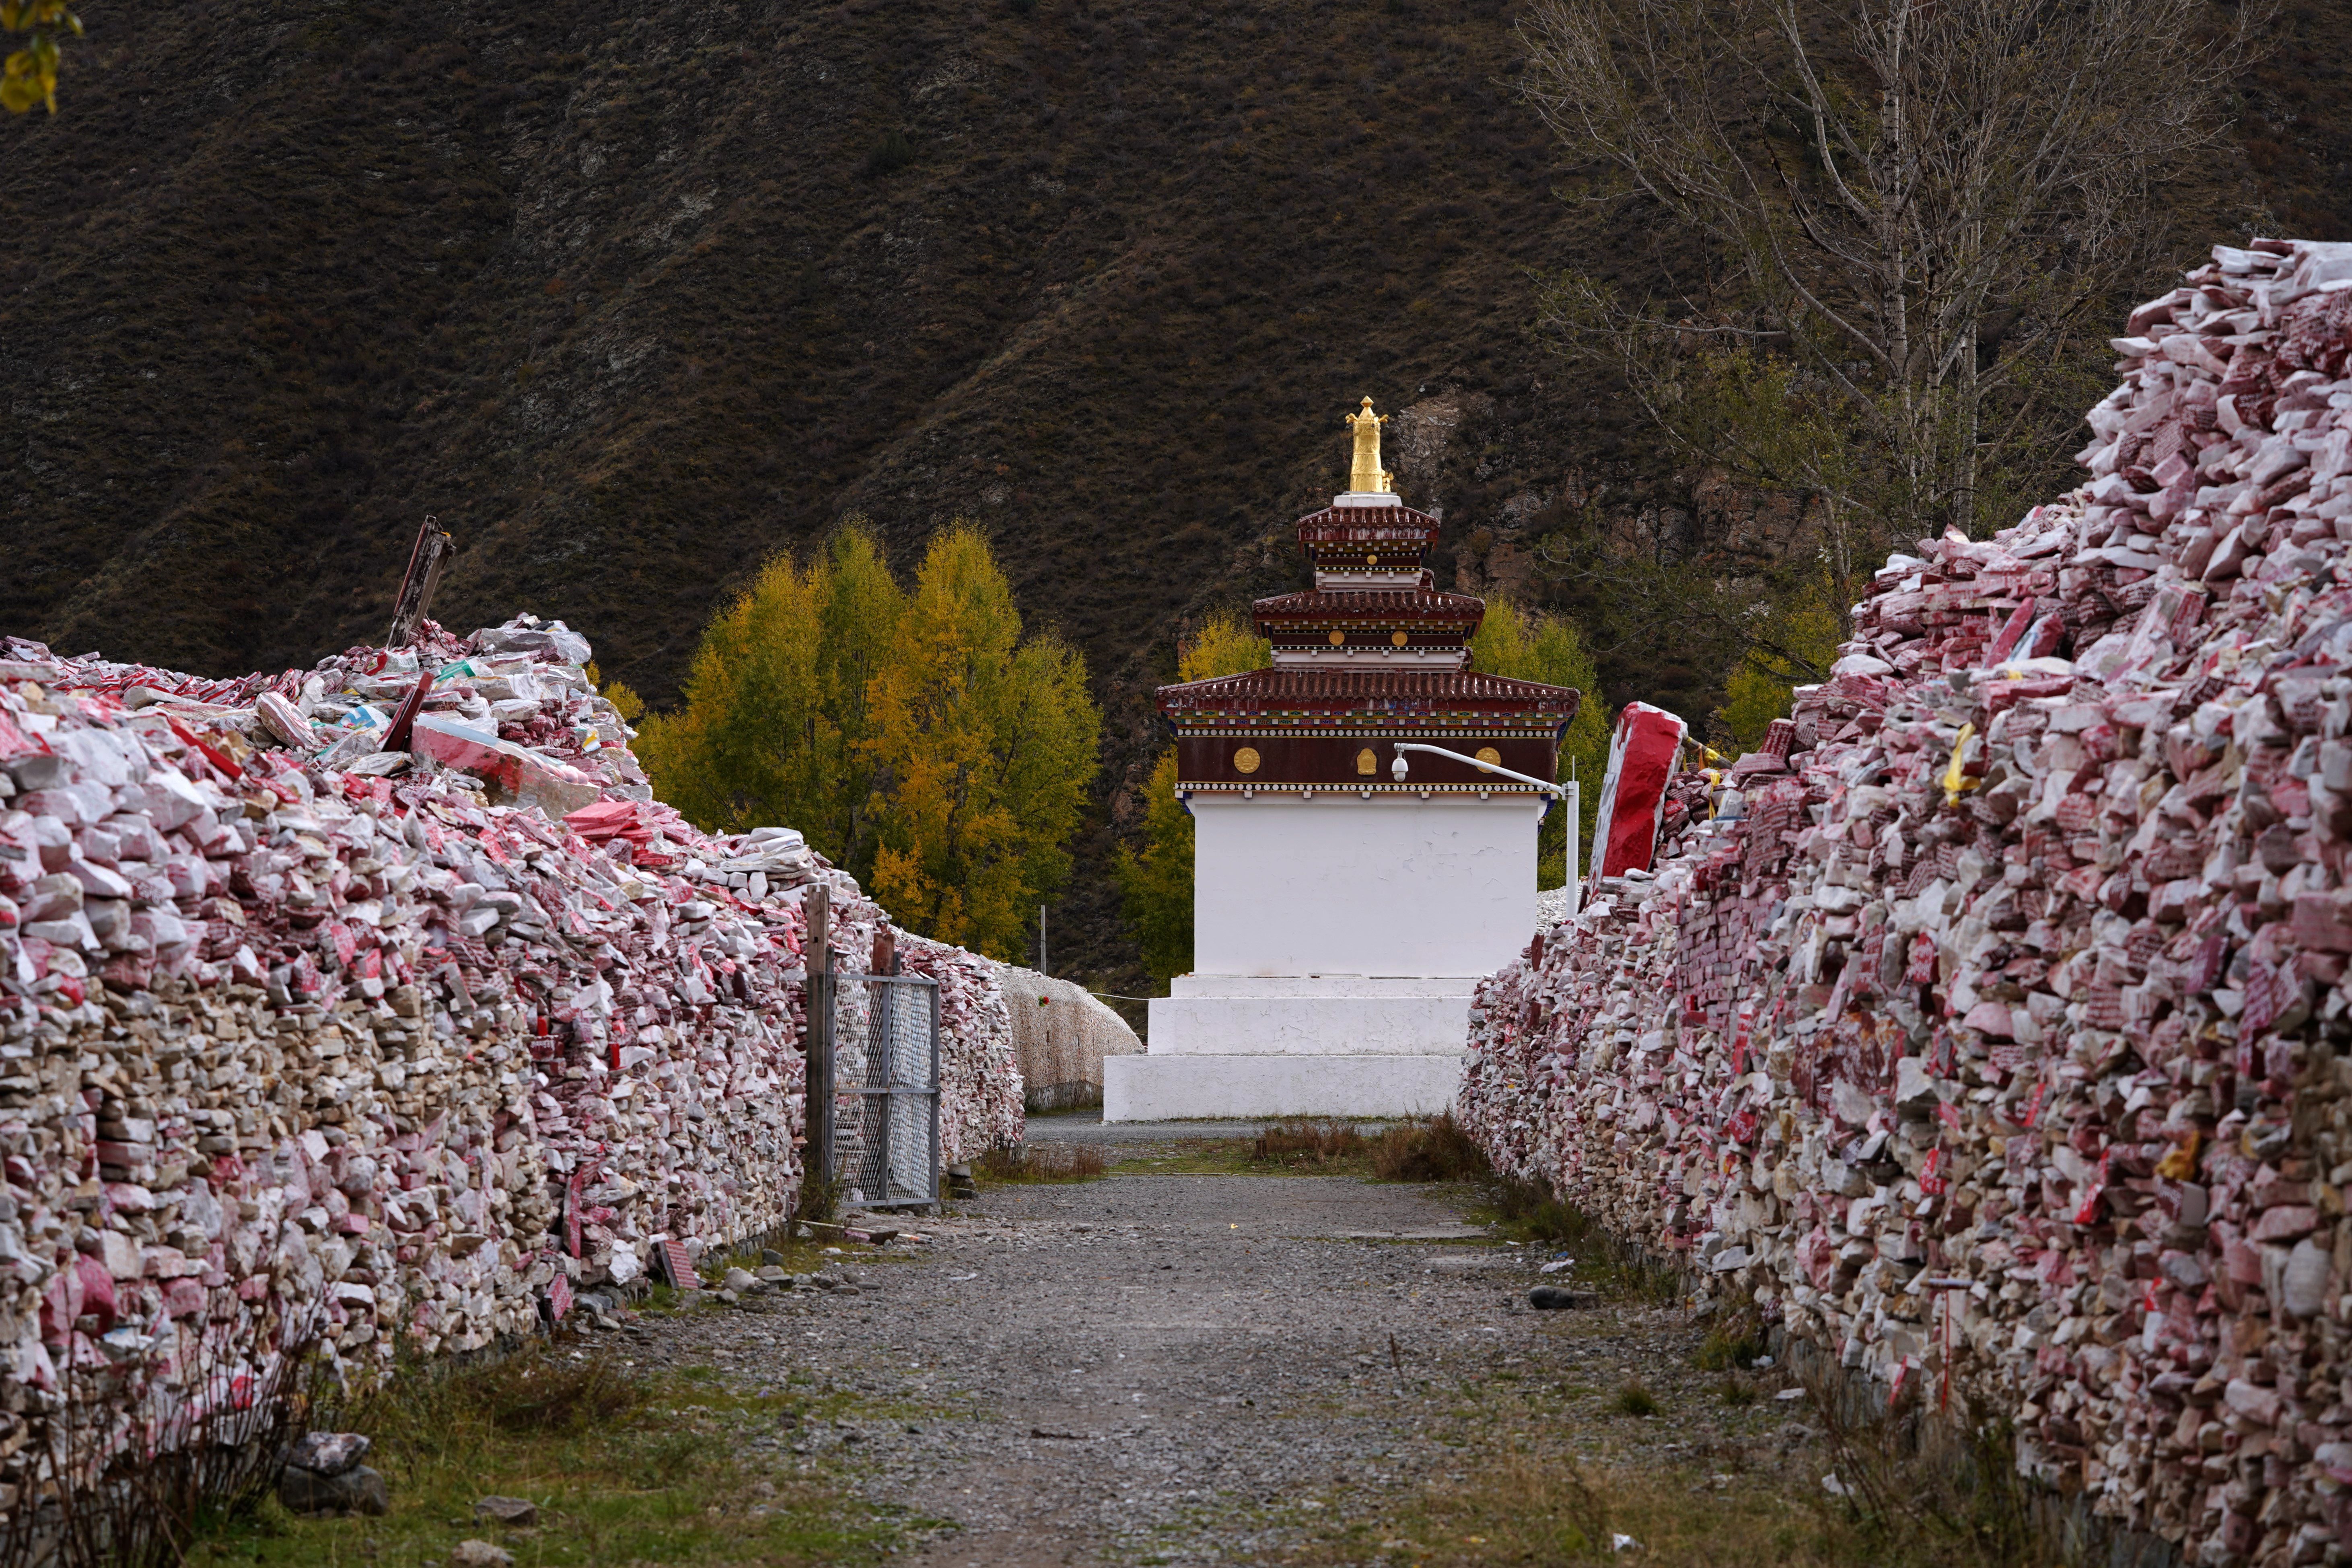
1191, 797, 1537, 974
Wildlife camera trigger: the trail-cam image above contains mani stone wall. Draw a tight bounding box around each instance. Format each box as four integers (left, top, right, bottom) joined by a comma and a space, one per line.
0, 616, 1020, 1515
994, 964, 1141, 1112
1459, 239, 2352, 1568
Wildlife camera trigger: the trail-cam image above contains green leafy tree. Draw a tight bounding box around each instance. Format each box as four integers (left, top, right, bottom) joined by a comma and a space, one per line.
1468, 601, 1609, 889
1714, 594, 1840, 752
1521, 0, 2262, 704
582, 662, 646, 723
1117, 750, 1194, 988
640, 520, 1097, 960
1114, 612, 1269, 989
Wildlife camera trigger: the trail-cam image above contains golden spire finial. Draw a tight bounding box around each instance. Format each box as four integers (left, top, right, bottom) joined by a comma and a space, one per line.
1344, 396, 1391, 494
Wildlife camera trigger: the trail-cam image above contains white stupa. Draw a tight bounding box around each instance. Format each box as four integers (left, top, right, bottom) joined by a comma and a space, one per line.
1103, 400, 1582, 1120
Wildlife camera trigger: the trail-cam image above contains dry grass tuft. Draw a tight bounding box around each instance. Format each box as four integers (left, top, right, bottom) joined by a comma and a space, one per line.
1368, 1113, 1490, 1182
1611, 1380, 1660, 1416
1694, 1312, 1770, 1372
1807, 1382, 2040, 1567
473, 1353, 648, 1436
976, 1143, 1106, 1183
1251, 1120, 1370, 1167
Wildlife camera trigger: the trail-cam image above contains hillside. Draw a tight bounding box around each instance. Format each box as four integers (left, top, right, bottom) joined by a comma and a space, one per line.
4, 0, 2348, 989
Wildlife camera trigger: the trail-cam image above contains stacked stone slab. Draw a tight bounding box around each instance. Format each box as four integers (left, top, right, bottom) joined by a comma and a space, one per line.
0, 616, 1019, 1513
1458, 238, 2352, 1567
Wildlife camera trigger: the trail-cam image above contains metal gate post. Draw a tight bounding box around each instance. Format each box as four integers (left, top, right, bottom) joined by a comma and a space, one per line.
928, 980, 942, 1208
873, 978, 891, 1203
832, 975, 944, 1209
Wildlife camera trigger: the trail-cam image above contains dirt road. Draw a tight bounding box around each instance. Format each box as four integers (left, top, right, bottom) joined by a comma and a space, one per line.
628, 1164, 1797, 1567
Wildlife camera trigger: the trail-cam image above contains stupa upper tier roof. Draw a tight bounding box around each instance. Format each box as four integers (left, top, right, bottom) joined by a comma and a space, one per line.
1252, 586, 1485, 627
1158, 666, 1579, 721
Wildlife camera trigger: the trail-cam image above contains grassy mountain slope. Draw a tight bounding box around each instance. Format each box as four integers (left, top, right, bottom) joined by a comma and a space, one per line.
4, 0, 2346, 987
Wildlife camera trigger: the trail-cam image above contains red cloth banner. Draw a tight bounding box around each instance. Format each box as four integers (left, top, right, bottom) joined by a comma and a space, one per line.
1589, 702, 1687, 878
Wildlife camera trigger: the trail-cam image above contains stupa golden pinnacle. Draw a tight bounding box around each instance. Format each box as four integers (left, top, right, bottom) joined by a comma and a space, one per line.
1344, 396, 1394, 494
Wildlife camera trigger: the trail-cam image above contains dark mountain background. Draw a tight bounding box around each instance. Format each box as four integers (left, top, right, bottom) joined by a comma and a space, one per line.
5, 0, 2348, 995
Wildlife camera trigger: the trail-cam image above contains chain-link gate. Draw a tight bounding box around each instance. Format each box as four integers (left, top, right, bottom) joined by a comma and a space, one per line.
830, 974, 940, 1209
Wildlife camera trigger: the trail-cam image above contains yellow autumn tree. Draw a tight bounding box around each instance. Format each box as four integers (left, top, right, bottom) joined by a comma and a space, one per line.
1714, 593, 1842, 752
638, 519, 906, 882
861, 524, 1102, 959
1113, 611, 1270, 988
1467, 601, 1609, 890
3, 1, 80, 114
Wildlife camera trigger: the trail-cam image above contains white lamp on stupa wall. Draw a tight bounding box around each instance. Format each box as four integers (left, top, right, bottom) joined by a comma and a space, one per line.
1103, 401, 1584, 1121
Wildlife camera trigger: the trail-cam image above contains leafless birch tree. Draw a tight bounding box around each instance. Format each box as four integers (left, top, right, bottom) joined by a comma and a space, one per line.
1525, 0, 2264, 567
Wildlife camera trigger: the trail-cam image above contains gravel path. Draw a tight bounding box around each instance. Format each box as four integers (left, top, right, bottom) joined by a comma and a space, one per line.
1020, 1115, 1401, 1145
622, 1170, 1803, 1566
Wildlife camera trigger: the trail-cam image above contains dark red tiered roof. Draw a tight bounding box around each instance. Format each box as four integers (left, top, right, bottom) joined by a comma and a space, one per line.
1161, 667, 1579, 719
1292, 503, 1444, 547
1157, 483, 1580, 793
1292, 504, 1445, 574
1251, 588, 1485, 623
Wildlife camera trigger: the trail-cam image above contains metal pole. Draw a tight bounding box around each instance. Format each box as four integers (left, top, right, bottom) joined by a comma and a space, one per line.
928, 982, 942, 1207
1039, 903, 1047, 977
806, 884, 833, 1190
874, 974, 889, 1206
1566, 777, 1582, 915
1391, 741, 1571, 797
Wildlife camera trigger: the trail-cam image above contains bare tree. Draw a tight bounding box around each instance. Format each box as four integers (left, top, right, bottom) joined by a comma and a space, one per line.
1524, 0, 2266, 548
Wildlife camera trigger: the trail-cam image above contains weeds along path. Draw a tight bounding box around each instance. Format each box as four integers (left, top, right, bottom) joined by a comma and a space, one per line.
626, 1155, 1858, 1568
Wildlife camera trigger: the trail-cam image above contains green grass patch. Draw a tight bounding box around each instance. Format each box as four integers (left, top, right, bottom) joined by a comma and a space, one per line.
1283, 1447, 2045, 1568
1108, 1138, 1296, 1176
185, 1342, 931, 1567
1695, 1313, 1770, 1372
1611, 1380, 1660, 1417
1273, 1374, 2045, 1568
1470, 1180, 1685, 1305
1106, 1114, 1494, 1182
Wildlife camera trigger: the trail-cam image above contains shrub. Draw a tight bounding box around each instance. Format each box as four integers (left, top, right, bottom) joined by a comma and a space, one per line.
866, 130, 916, 175
1252, 1119, 1368, 1166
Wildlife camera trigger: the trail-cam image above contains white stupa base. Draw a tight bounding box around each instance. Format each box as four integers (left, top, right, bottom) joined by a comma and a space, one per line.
1103, 1052, 1461, 1120
1103, 974, 1472, 1120
1331, 491, 1401, 508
